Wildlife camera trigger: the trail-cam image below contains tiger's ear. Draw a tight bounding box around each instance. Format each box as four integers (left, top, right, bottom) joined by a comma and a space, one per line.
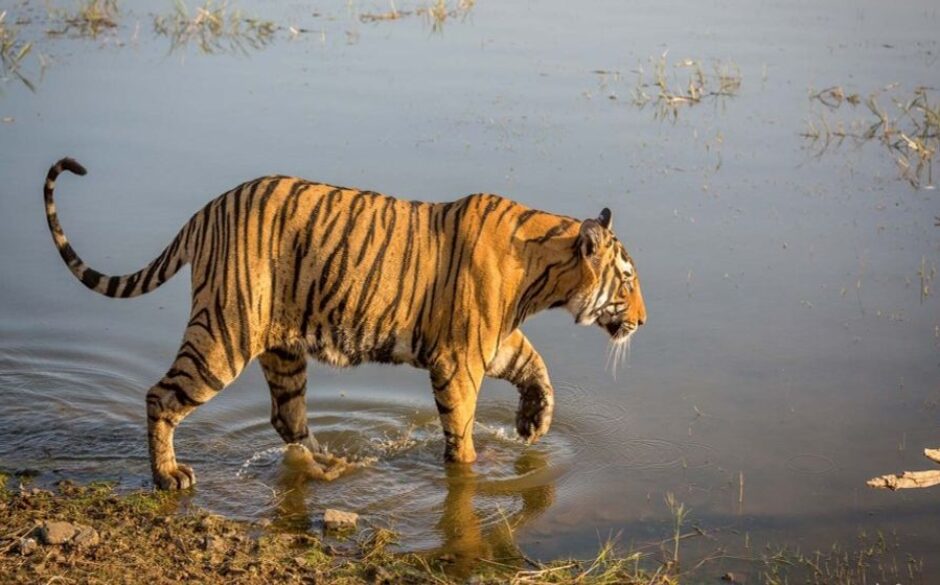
598, 208, 612, 230
579, 219, 604, 258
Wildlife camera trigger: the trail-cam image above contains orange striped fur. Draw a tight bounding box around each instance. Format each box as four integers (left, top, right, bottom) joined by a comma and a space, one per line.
43, 158, 646, 490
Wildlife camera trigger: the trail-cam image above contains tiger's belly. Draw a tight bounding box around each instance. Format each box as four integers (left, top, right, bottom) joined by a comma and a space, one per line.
303, 324, 419, 368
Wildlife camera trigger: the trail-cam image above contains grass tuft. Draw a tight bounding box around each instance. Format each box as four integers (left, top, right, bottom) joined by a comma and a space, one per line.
629, 53, 742, 120
153, 0, 277, 54
803, 85, 939, 188
49, 0, 119, 38
0, 10, 35, 90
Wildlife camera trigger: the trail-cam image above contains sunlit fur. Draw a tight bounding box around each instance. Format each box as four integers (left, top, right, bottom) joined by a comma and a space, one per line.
42, 158, 647, 490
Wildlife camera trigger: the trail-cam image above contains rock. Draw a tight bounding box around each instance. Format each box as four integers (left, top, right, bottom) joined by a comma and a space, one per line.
202, 534, 227, 553
368, 565, 394, 584
39, 521, 79, 545
18, 537, 38, 555
199, 514, 224, 532
323, 509, 358, 531
37, 521, 99, 548
72, 525, 100, 549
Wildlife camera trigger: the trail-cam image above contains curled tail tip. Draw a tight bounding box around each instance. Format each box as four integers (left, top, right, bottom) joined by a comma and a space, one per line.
55, 157, 87, 176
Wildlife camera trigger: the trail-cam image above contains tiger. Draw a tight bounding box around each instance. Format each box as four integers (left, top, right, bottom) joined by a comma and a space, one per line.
43, 157, 647, 490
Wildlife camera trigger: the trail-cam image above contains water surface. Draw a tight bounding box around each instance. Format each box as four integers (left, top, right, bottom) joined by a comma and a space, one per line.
1, 0, 938, 578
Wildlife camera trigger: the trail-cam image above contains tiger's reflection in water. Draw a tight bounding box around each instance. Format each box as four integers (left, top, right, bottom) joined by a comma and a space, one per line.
271, 448, 556, 572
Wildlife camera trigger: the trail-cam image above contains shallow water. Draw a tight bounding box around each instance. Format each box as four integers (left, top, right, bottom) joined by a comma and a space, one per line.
1, 0, 939, 578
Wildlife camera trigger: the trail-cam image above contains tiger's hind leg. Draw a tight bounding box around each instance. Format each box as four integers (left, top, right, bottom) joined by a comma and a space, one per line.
147, 330, 247, 490
259, 348, 320, 453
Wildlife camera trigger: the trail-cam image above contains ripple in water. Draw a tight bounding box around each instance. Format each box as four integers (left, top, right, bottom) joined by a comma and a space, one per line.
205, 398, 575, 551
786, 453, 835, 475
0, 335, 714, 557
555, 382, 718, 472
0, 344, 152, 487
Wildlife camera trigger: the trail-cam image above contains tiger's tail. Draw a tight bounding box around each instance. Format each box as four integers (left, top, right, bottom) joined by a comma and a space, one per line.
43, 157, 191, 298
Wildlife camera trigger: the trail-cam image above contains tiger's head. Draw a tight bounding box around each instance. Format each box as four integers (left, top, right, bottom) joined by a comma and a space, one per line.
568, 208, 647, 344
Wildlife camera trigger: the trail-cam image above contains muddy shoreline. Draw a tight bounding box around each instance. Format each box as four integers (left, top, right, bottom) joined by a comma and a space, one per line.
0, 475, 673, 584
0, 473, 926, 584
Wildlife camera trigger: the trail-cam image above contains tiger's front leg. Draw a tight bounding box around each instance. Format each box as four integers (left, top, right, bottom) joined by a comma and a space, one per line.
430, 363, 484, 463
486, 330, 555, 444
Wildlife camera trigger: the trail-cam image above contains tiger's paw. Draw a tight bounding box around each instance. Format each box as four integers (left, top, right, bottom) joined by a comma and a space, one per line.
516, 389, 554, 444
283, 443, 364, 482
153, 463, 196, 490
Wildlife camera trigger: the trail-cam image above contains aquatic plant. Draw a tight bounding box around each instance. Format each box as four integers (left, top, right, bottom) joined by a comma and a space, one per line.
629, 53, 742, 120
153, 0, 276, 55
0, 10, 34, 90
48, 0, 119, 38
359, 0, 476, 32
803, 85, 939, 188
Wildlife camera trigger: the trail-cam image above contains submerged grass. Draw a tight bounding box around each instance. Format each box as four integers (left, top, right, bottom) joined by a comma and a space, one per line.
48, 0, 119, 38
759, 532, 924, 585
153, 0, 276, 54
803, 84, 939, 188
0, 10, 35, 90
359, 0, 475, 32
629, 53, 742, 120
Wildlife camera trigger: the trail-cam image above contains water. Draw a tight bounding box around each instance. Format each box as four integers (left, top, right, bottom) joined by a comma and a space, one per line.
1, 0, 938, 577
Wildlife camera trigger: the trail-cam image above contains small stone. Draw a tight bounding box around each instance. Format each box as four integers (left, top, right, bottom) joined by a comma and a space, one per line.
199, 514, 224, 532
254, 518, 272, 529
18, 537, 38, 555
39, 521, 78, 545
721, 573, 736, 582
72, 525, 100, 548
202, 534, 226, 553
369, 565, 393, 584
323, 509, 358, 531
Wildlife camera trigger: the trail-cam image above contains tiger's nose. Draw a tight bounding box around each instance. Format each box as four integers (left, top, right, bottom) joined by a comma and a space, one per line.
637, 315, 646, 326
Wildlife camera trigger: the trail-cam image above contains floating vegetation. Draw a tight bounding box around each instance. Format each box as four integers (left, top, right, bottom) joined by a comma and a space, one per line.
629, 53, 742, 120
0, 10, 35, 90
359, 0, 475, 32
802, 85, 939, 188
919, 256, 936, 303
153, 0, 276, 54
48, 0, 119, 38
359, 1, 405, 23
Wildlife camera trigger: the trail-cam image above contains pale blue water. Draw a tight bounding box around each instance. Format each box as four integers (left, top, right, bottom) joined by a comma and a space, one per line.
1, 0, 938, 578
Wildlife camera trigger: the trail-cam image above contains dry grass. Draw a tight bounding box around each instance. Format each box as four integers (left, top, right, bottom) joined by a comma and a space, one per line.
631, 53, 742, 120
0, 10, 34, 90
803, 84, 939, 188
48, 0, 119, 38
359, 0, 475, 32
153, 0, 276, 54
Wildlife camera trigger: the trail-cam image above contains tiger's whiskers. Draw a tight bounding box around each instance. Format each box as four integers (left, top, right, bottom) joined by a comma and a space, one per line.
607, 335, 632, 380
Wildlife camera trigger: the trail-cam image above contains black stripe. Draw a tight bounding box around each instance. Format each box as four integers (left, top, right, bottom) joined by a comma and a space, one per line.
158, 381, 205, 407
